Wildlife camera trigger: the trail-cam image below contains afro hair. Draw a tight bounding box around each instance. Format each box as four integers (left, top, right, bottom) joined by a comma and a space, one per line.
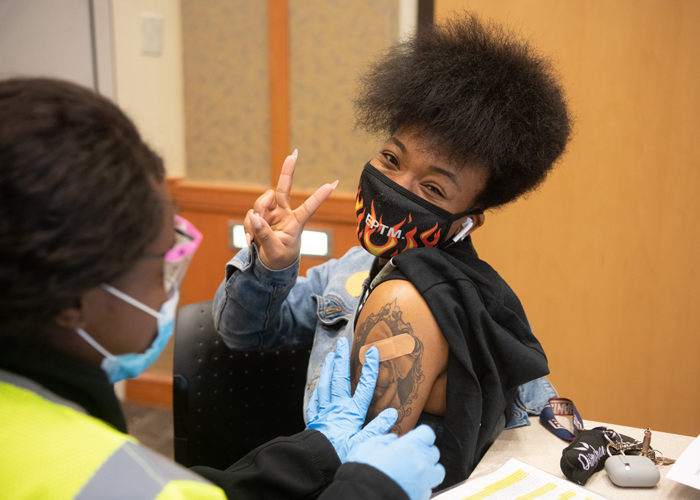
354, 13, 572, 210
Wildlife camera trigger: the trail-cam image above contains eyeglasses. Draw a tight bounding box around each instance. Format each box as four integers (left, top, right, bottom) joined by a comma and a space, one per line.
163, 215, 202, 298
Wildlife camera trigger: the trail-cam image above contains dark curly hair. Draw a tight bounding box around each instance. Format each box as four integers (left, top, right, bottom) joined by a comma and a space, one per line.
0, 78, 165, 336
354, 13, 572, 210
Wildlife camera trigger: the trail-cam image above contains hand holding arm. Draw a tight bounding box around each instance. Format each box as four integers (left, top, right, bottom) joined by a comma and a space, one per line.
344, 425, 446, 500
306, 337, 398, 462
245, 150, 338, 270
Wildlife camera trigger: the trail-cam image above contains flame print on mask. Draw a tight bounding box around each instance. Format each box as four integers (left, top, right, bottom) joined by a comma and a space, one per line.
355, 163, 477, 259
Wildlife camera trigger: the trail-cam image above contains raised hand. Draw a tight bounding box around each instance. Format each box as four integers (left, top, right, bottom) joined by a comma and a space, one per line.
244, 150, 338, 270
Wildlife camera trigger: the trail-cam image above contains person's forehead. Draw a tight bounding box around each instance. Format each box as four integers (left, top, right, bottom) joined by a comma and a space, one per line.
387, 132, 486, 184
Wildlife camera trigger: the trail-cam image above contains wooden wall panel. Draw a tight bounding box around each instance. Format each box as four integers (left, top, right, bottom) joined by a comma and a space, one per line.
436, 0, 700, 436
124, 373, 173, 408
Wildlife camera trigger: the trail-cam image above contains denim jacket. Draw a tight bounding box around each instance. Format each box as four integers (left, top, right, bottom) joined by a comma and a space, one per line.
213, 244, 557, 428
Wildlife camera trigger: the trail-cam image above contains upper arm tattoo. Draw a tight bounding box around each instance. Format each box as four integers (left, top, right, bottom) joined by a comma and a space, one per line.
351, 299, 424, 434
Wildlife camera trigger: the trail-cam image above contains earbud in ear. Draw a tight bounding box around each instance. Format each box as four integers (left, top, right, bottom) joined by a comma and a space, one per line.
452, 217, 474, 243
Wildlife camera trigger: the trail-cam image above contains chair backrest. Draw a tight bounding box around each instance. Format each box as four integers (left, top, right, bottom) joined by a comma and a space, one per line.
173, 301, 310, 469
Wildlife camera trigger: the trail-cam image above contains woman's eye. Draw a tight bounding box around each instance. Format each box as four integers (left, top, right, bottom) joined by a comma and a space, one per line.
383, 153, 398, 165
425, 185, 444, 197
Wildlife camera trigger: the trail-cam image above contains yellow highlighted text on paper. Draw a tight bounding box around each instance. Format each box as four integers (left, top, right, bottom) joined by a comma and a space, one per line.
462, 469, 529, 500
514, 482, 557, 500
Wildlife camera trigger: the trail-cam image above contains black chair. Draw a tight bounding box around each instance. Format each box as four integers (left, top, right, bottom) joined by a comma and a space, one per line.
173, 301, 311, 470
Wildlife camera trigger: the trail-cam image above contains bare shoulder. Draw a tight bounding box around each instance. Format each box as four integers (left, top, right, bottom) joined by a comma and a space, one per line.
350, 278, 449, 435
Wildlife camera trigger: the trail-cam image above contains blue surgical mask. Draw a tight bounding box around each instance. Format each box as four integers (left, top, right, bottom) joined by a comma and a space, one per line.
76, 287, 179, 384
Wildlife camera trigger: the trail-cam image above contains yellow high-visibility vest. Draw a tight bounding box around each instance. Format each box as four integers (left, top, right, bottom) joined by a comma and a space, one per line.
0, 368, 226, 500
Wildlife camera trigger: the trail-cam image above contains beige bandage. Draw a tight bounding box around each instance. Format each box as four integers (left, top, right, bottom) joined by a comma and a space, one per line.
359, 333, 416, 364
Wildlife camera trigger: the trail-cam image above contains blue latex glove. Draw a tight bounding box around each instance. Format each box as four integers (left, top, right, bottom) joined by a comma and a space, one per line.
306, 337, 398, 462
345, 425, 446, 500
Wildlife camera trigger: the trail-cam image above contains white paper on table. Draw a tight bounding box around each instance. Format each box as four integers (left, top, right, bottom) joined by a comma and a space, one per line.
666, 434, 700, 490
432, 458, 610, 500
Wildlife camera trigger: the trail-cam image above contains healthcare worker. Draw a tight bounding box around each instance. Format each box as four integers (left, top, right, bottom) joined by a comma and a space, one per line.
0, 78, 444, 500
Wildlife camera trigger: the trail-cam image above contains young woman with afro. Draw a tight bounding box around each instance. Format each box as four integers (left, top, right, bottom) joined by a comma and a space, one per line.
215, 13, 572, 489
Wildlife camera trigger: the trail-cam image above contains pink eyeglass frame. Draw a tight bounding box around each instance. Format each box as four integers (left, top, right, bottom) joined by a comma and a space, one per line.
166, 215, 202, 262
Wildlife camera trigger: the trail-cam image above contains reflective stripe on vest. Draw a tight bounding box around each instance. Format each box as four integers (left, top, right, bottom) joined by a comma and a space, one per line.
0, 369, 226, 500
74, 441, 215, 500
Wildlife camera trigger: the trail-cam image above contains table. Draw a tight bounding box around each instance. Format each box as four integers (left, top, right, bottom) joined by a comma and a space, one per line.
468, 419, 699, 499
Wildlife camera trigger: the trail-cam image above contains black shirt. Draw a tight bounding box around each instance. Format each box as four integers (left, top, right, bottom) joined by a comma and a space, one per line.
362, 237, 550, 487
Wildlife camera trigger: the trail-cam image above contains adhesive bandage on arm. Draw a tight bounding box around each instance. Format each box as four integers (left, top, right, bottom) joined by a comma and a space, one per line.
359, 333, 416, 364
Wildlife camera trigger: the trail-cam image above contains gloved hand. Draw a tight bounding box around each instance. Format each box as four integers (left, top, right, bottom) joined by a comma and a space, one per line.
306, 337, 398, 462
344, 425, 446, 500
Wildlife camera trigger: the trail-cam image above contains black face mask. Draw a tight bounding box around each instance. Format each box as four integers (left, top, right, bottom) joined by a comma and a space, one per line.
355, 163, 482, 259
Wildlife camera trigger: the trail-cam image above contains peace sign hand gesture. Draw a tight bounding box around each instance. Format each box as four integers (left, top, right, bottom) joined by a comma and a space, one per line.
245, 150, 338, 270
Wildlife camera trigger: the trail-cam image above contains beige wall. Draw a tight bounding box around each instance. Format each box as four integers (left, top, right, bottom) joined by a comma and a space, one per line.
111, 0, 187, 375
0, 0, 94, 86
437, 0, 700, 436
181, 0, 270, 185
289, 0, 400, 193
179, 0, 403, 191
112, 0, 186, 178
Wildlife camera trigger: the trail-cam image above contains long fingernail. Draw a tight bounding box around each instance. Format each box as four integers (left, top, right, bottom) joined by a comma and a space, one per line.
291, 149, 298, 159
246, 233, 251, 247
331, 180, 339, 189
250, 212, 262, 229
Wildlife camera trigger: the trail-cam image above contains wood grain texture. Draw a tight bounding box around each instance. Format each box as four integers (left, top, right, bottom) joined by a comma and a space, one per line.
125, 373, 173, 409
